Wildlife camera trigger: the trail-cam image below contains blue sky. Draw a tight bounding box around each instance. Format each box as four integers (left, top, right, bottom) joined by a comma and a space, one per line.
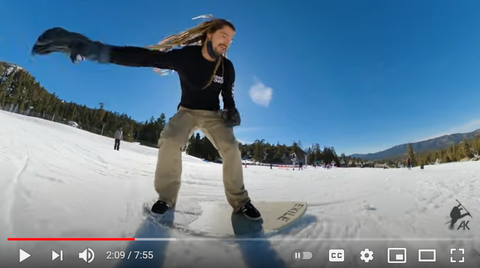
2, 0, 480, 155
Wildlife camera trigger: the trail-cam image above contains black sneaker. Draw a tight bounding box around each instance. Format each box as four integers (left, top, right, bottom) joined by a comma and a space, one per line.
241, 202, 262, 220
151, 200, 170, 214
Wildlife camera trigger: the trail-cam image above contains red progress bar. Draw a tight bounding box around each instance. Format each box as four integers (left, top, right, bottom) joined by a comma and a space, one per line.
8, 238, 135, 241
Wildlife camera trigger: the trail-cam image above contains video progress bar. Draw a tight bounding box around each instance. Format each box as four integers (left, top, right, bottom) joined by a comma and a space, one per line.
7, 237, 474, 242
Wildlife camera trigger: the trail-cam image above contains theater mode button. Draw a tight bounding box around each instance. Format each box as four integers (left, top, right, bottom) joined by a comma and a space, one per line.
418, 249, 436, 262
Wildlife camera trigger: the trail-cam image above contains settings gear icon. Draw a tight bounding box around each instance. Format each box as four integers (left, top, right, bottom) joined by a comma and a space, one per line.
360, 248, 374, 263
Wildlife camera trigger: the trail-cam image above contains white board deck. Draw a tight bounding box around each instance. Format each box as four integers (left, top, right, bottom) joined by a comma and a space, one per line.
144, 200, 308, 237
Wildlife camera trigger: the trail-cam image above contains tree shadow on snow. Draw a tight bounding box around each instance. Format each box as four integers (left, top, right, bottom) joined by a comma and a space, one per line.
231, 212, 317, 268
116, 212, 175, 268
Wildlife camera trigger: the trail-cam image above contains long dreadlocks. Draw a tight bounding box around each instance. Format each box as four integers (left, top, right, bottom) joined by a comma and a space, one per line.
148, 15, 235, 89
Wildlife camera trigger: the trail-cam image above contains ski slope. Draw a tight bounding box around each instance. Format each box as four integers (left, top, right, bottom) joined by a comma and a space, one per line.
0, 110, 479, 268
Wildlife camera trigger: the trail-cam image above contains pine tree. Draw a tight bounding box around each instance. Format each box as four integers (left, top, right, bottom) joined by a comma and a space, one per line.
406, 143, 416, 166
460, 140, 473, 159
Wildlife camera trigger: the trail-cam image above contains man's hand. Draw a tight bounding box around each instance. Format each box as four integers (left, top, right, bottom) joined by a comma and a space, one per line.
222, 108, 241, 127
32, 27, 109, 63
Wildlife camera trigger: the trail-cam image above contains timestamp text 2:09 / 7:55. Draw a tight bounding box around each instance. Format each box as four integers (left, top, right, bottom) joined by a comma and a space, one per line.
106, 250, 154, 260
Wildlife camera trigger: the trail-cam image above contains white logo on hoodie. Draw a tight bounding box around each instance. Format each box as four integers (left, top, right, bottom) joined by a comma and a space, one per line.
213, 75, 224, 84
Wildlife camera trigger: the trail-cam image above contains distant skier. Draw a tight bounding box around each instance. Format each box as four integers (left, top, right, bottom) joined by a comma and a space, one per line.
447, 203, 472, 230
406, 158, 411, 170
299, 162, 303, 170
114, 127, 123, 150
30, 15, 262, 220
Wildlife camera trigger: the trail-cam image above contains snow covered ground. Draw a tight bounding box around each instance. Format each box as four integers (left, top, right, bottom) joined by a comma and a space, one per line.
0, 109, 479, 268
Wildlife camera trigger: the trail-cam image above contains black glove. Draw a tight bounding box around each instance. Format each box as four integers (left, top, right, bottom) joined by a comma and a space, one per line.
222, 108, 241, 127
32, 27, 110, 63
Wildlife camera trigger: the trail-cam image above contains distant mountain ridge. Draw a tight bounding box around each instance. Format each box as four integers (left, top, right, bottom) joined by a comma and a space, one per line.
350, 129, 480, 161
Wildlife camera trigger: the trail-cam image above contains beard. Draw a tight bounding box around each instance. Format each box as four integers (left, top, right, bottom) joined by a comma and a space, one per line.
214, 45, 227, 56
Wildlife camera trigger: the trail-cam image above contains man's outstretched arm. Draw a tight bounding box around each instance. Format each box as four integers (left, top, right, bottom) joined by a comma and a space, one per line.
31, 27, 184, 70
107, 46, 183, 70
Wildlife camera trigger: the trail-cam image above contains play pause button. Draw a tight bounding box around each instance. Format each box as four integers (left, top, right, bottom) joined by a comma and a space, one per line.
19, 249, 31, 262
52, 250, 64, 261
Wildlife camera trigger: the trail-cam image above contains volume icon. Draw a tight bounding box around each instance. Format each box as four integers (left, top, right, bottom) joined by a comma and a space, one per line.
52, 250, 63, 261
79, 248, 95, 263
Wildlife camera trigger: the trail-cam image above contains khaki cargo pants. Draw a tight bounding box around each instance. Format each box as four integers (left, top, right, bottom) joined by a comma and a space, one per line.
154, 106, 250, 211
